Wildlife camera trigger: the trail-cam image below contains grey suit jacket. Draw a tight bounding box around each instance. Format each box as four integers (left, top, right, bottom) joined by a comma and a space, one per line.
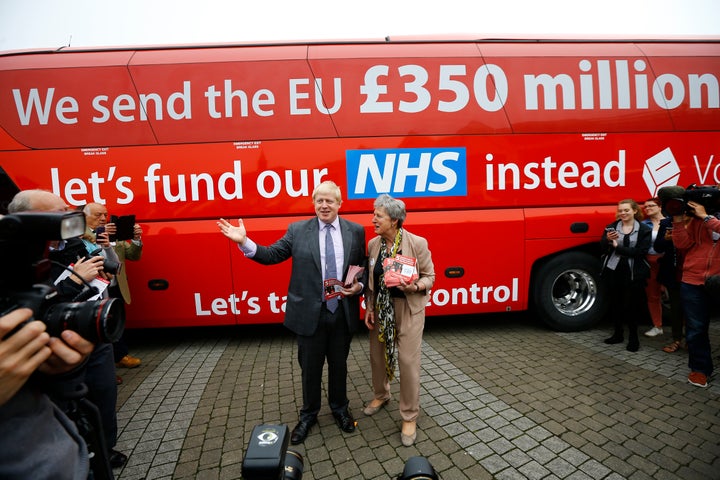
251, 216, 367, 336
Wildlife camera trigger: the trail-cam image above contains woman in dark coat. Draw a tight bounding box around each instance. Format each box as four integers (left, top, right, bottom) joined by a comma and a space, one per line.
600, 199, 652, 352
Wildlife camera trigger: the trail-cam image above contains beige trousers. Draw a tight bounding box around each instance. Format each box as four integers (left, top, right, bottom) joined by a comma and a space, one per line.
368, 297, 425, 422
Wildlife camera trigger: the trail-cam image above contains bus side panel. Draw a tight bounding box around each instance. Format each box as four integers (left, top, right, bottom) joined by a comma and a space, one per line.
123, 219, 237, 328
524, 206, 617, 241
2, 132, 719, 328
403, 209, 527, 316
223, 217, 299, 327
137, 210, 528, 328
307, 43, 513, 137
2, 132, 719, 220
127, 46, 340, 144
522, 205, 617, 287
638, 43, 720, 131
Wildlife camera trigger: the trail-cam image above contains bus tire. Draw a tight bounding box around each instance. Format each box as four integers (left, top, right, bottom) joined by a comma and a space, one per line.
532, 251, 607, 332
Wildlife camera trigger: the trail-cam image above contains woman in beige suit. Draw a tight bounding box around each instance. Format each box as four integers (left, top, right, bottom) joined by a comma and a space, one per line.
363, 194, 435, 446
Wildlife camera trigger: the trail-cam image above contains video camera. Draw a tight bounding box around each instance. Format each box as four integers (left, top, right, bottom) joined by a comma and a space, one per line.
242, 424, 439, 480
658, 184, 720, 217
242, 424, 303, 480
398, 456, 439, 480
0, 211, 124, 343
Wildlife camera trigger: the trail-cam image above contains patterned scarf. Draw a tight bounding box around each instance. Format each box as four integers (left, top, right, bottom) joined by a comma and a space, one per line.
376, 228, 402, 381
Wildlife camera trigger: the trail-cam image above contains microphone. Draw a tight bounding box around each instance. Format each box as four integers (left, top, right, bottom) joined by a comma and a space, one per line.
657, 185, 685, 205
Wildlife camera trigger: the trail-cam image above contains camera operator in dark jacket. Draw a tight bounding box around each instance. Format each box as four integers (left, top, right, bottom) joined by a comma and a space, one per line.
7, 189, 128, 469
2, 192, 115, 479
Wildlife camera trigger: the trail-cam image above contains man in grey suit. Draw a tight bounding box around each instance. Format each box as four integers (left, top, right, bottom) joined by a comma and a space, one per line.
218, 180, 367, 444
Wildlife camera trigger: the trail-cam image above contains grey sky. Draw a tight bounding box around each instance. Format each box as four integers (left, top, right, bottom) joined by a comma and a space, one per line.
1, 0, 718, 52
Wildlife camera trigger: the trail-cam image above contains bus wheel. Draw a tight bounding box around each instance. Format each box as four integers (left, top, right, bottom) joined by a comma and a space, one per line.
532, 252, 606, 332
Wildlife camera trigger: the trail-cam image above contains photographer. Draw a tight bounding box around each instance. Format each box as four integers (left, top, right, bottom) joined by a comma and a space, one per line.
82, 203, 143, 373
672, 199, 720, 388
7, 190, 128, 468
0, 307, 94, 478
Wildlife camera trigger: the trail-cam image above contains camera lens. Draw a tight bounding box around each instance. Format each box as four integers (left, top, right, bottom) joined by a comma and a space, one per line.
663, 198, 685, 217
283, 449, 303, 480
44, 297, 125, 343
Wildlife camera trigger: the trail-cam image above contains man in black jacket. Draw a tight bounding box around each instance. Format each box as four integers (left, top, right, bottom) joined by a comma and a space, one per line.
7, 189, 128, 469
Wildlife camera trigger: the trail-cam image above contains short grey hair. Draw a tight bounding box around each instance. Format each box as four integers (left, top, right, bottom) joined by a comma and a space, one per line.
374, 194, 406, 228
7, 190, 38, 213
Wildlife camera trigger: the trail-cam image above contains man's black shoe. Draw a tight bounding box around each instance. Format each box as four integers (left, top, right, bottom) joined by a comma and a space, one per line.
333, 410, 356, 433
290, 419, 316, 445
109, 449, 128, 469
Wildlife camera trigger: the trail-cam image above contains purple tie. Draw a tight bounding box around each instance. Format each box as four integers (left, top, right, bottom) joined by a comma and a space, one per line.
325, 224, 338, 313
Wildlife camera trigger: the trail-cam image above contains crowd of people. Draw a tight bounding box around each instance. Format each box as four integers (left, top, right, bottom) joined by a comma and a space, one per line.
0, 190, 145, 478
3, 181, 717, 479
3, 182, 434, 479
600, 195, 720, 388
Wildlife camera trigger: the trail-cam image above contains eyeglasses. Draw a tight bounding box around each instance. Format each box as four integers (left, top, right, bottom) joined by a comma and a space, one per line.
644, 204, 658, 209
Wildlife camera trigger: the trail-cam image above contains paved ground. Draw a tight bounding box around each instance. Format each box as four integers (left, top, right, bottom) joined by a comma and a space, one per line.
113, 313, 720, 480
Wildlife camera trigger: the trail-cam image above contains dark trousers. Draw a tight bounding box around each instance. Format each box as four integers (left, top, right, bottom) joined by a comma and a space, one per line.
665, 284, 684, 342
296, 304, 352, 422
108, 284, 130, 362
83, 343, 118, 449
681, 282, 714, 376
605, 262, 648, 338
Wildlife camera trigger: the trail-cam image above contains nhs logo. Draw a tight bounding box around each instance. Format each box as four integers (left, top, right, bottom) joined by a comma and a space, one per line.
346, 148, 467, 199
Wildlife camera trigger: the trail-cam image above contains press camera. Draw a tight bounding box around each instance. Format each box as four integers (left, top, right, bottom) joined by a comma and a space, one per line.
398, 456, 439, 479
659, 184, 720, 217
242, 424, 439, 480
242, 424, 303, 480
88, 247, 122, 276
0, 211, 124, 343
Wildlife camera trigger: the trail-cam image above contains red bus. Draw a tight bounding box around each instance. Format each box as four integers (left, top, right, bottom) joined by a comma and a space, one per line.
1, 36, 718, 331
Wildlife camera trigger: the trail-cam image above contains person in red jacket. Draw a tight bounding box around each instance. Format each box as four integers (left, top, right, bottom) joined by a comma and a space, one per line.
672, 200, 720, 388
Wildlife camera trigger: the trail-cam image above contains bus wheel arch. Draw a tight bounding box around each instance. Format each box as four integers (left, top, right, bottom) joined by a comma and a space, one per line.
531, 250, 608, 332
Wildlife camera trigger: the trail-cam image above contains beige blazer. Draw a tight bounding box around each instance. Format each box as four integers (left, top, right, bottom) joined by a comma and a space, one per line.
366, 229, 435, 315
113, 240, 142, 304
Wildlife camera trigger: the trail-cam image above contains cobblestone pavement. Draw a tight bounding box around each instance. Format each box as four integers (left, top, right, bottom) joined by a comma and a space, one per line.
113, 314, 720, 480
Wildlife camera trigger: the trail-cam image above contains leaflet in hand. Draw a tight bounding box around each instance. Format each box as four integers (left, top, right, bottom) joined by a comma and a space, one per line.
324, 279, 344, 300
324, 265, 365, 300
344, 264, 365, 286
54, 264, 110, 300
383, 254, 418, 287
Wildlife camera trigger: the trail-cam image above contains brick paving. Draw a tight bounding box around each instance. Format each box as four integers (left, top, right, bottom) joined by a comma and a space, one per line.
114, 314, 720, 480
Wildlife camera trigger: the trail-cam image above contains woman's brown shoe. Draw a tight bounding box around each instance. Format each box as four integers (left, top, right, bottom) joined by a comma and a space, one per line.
401, 421, 417, 446
363, 398, 389, 416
